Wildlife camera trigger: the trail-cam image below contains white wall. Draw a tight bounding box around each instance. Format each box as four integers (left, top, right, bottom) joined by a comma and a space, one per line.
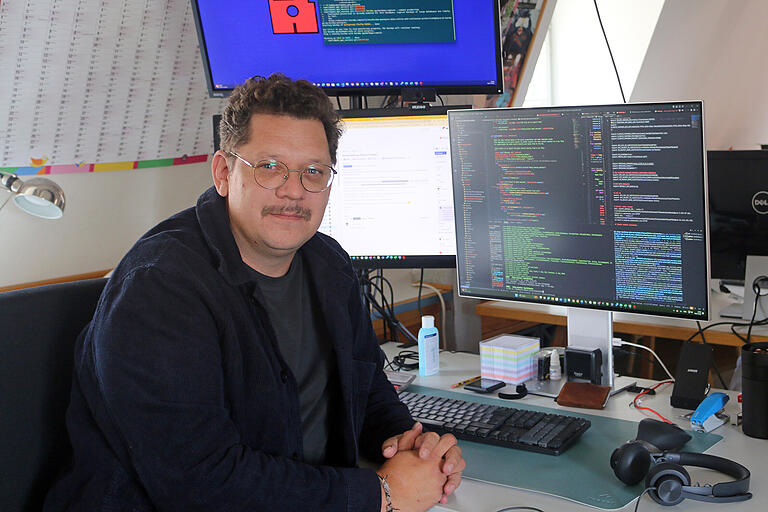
0, 163, 212, 287
547, 0, 664, 105
631, 0, 768, 150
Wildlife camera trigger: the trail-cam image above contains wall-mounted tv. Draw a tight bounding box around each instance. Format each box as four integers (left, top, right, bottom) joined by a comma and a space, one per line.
191, 0, 503, 97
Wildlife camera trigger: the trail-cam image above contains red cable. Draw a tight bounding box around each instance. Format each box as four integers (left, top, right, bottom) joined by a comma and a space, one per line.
633, 380, 674, 423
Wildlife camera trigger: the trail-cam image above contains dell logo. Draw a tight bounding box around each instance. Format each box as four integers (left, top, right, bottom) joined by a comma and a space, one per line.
753, 191, 768, 214
687, 368, 699, 373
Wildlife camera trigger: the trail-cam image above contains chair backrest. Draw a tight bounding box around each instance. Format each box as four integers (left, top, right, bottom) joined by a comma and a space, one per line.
0, 277, 108, 512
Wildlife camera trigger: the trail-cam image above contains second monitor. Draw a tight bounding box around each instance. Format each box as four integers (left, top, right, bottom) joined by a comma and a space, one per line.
320, 106, 468, 268
449, 102, 710, 387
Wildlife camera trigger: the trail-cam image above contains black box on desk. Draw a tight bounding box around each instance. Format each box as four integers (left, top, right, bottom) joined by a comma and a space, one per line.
671, 342, 712, 410
565, 347, 602, 385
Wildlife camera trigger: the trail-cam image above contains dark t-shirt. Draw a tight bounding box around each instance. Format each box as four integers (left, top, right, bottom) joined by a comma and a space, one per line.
252, 255, 337, 465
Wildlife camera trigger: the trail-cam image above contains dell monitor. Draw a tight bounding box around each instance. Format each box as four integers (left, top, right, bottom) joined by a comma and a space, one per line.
707, 150, 768, 282
191, 0, 503, 98
449, 102, 710, 388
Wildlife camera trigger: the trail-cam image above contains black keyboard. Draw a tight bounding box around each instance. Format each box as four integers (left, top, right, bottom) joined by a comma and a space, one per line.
398, 391, 591, 456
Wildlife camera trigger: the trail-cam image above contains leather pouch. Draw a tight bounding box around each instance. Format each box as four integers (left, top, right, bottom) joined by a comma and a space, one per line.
556, 381, 611, 410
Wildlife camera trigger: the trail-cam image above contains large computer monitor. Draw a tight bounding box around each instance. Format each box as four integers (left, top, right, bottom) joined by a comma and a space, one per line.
191, 0, 503, 97
707, 150, 768, 282
449, 102, 710, 387
320, 107, 466, 268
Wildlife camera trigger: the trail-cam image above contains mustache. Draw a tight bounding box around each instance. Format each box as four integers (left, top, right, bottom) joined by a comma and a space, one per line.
262, 205, 311, 220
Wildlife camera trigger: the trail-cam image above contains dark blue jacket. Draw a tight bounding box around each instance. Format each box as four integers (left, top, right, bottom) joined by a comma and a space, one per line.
45, 187, 413, 511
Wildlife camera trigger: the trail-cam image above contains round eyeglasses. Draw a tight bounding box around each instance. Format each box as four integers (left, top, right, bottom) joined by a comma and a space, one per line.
226, 151, 336, 193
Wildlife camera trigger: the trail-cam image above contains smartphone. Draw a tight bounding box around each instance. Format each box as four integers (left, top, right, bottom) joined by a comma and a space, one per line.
464, 378, 505, 394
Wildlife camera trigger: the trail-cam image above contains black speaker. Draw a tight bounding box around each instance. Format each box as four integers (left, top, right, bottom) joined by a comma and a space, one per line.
670, 342, 712, 410
742, 342, 768, 439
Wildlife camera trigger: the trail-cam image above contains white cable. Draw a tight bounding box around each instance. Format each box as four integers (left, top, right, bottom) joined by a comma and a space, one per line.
412, 282, 447, 344
615, 339, 675, 381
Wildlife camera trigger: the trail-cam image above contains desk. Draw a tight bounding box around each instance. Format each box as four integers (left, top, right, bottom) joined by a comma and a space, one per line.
381, 344, 767, 512
475, 289, 768, 348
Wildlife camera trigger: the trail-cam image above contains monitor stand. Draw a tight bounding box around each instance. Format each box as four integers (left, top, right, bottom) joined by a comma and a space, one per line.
348, 94, 364, 110
567, 308, 615, 388
743, 255, 768, 322
719, 257, 768, 320
527, 308, 635, 398
720, 301, 744, 319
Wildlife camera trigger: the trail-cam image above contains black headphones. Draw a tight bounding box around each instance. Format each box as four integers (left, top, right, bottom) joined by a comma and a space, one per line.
611, 419, 752, 505
644, 452, 751, 505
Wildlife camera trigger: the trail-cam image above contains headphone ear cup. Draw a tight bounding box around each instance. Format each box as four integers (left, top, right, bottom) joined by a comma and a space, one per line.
646, 462, 691, 506
610, 442, 652, 485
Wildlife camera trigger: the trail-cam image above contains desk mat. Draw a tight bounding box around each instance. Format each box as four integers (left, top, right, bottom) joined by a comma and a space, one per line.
407, 385, 722, 510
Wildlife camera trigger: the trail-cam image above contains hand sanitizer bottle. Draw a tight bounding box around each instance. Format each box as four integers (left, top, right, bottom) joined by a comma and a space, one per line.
418, 315, 439, 376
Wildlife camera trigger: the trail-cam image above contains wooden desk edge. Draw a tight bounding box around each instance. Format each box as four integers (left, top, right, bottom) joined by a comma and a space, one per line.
475, 301, 767, 346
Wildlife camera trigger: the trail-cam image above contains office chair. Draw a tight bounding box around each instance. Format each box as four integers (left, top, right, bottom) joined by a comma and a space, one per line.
0, 277, 108, 512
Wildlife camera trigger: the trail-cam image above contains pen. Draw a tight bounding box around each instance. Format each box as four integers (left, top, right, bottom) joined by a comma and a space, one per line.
450, 375, 481, 388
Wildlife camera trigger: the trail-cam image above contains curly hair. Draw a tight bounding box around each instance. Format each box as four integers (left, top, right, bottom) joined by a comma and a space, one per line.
218, 74, 342, 164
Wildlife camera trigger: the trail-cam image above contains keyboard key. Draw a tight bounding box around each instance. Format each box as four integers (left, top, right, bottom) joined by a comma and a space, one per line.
538, 423, 567, 447
414, 417, 445, 428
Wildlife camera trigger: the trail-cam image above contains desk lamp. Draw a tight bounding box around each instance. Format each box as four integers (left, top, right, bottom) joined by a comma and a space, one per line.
0, 170, 66, 219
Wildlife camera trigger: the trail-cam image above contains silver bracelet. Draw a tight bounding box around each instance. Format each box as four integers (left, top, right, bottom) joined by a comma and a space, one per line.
377, 474, 398, 512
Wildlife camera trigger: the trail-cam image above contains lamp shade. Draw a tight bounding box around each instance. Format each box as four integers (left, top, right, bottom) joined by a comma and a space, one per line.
14, 177, 66, 219
0, 173, 66, 219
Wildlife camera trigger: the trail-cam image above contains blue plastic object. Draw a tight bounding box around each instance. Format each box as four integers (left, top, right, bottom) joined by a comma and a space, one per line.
690, 392, 729, 432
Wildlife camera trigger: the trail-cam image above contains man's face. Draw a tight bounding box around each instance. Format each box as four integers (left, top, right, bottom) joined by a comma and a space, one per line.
212, 113, 332, 273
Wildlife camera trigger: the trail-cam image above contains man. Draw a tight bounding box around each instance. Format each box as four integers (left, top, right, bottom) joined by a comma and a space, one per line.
45, 74, 465, 511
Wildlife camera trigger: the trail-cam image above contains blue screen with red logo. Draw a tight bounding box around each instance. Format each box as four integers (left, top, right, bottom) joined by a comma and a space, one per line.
192, 0, 502, 96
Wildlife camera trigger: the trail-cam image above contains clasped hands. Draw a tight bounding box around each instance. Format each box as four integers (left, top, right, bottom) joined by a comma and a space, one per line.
377, 422, 466, 512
